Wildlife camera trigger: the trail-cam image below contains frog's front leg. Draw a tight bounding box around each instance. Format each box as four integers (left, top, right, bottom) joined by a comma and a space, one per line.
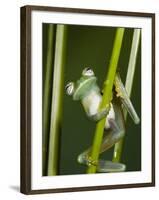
90, 106, 110, 122
114, 73, 140, 124
81, 92, 111, 122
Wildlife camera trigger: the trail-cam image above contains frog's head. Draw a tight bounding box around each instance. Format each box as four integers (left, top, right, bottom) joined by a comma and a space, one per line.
65, 67, 97, 100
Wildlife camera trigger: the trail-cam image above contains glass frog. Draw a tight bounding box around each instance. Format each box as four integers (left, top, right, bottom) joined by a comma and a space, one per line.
65, 67, 140, 172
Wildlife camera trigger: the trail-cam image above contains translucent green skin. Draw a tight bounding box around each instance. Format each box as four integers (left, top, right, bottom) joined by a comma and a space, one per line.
71, 73, 140, 124
71, 75, 110, 122
67, 73, 140, 172
72, 75, 98, 100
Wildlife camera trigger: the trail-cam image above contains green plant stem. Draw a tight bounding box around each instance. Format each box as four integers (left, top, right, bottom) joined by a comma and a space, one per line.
47, 25, 67, 176
42, 24, 55, 175
87, 28, 125, 174
113, 29, 141, 162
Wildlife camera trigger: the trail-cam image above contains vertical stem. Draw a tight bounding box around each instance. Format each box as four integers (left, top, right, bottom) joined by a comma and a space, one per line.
47, 25, 67, 176
87, 28, 125, 173
42, 24, 55, 175
113, 29, 141, 162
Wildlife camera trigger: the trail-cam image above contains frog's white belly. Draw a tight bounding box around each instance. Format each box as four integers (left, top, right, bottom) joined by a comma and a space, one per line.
105, 104, 115, 129
82, 90, 115, 129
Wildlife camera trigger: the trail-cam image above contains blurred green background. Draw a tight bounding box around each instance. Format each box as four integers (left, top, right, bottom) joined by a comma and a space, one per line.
43, 24, 141, 175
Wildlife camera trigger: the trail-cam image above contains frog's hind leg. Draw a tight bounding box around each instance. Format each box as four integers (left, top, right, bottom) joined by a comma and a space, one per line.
77, 146, 126, 172
99, 97, 125, 154
94, 98, 126, 172
77, 98, 126, 172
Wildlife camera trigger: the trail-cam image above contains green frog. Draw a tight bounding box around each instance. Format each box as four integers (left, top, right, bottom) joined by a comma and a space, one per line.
66, 67, 140, 172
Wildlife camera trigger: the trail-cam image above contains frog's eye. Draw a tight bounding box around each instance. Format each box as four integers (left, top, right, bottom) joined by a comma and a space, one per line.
65, 82, 74, 95
82, 67, 94, 76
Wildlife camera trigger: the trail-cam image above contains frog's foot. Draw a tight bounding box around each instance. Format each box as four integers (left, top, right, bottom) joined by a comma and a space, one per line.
77, 152, 97, 167
97, 160, 126, 172
77, 153, 126, 172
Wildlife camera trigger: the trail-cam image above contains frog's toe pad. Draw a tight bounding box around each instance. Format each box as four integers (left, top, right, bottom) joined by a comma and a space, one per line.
97, 160, 126, 173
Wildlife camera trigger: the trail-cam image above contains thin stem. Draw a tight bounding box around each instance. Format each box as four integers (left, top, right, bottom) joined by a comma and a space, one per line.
113, 29, 141, 162
42, 24, 55, 175
87, 28, 125, 173
47, 25, 67, 176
